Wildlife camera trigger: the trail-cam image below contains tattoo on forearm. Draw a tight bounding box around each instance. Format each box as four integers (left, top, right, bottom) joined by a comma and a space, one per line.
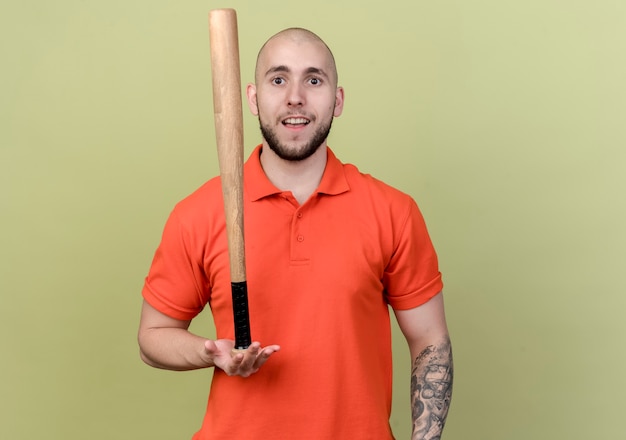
411, 337, 453, 440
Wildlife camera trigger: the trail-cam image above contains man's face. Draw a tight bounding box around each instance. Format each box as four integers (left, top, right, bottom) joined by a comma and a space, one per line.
247, 35, 344, 161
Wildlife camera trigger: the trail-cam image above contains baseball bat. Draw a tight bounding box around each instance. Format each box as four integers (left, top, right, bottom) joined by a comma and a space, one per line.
209, 9, 251, 350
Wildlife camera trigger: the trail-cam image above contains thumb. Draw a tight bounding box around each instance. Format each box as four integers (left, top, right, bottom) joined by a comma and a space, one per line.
204, 339, 218, 355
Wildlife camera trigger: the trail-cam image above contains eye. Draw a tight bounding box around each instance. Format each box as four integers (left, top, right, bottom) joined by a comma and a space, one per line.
309, 77, 321, 85
271, 77, 284, 85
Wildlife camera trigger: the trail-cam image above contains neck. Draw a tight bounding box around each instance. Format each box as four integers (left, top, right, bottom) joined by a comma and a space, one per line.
259, 143, 328, 205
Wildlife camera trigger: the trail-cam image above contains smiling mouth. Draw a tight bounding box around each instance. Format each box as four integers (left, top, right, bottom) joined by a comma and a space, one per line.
282, 117, 310, 127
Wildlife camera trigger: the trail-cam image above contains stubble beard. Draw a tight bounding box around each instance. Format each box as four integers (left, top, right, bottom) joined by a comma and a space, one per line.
259, 115, 334, 162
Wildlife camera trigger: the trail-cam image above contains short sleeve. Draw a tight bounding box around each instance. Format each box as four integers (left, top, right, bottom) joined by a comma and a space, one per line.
383, 199, 443, 310
142, 208, 210, 321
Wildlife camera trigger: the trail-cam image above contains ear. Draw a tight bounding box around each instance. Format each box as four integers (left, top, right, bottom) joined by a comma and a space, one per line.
333, 86, 345, 117
246, 83, 259, 116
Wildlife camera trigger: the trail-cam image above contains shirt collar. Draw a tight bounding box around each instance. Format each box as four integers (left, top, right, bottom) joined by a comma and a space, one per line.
244, 145, 350, 202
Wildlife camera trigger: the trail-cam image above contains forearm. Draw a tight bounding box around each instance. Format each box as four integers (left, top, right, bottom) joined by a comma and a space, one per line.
138, 327, 215, 371
410, 336, 453, 440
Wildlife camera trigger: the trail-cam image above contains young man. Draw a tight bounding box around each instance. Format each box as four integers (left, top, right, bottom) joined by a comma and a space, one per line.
139, 28, 453, 439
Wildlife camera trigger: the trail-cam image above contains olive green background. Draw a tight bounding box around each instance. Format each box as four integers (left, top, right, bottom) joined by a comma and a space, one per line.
2, 1, 625, 438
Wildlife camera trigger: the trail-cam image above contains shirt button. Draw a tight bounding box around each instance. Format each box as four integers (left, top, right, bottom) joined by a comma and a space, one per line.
296, 235, 304, 242
297, 212, 303, 219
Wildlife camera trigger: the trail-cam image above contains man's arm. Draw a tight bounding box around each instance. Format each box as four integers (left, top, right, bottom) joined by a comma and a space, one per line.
395, 292, 453, 440
137, 300, 280, 377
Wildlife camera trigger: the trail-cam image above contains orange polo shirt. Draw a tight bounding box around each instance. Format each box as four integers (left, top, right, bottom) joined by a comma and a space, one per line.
143, 145, 443, 439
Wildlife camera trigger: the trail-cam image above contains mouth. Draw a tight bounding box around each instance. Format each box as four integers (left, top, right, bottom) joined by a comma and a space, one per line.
282, 117, 311, 127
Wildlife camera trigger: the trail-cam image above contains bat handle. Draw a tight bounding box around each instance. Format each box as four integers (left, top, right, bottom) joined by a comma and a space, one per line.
231, 281, 252, 350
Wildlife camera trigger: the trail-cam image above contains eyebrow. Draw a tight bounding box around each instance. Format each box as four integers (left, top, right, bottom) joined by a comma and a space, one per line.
264, 65, 329, 79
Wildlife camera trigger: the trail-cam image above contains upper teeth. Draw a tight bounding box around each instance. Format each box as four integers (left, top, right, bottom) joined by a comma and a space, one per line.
284, 118, 309, 124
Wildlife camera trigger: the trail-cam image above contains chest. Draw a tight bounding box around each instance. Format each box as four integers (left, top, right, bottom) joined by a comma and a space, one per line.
205, 192, 400, 327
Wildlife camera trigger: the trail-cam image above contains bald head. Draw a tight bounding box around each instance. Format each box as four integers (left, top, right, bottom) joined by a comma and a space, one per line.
254, 28, 338, 86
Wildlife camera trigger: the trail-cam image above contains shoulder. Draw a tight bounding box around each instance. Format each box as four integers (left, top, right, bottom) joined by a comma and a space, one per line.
342, 162, 415, 210
168, 176, 225, 228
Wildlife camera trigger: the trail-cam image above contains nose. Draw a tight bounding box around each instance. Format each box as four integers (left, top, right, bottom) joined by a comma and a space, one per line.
286, 83, 304, 107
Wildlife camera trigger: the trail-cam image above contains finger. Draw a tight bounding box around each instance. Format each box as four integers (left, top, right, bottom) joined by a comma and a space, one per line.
238, 342, 261, 371
254, 345, 280, 369
226, 351, 244, 376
